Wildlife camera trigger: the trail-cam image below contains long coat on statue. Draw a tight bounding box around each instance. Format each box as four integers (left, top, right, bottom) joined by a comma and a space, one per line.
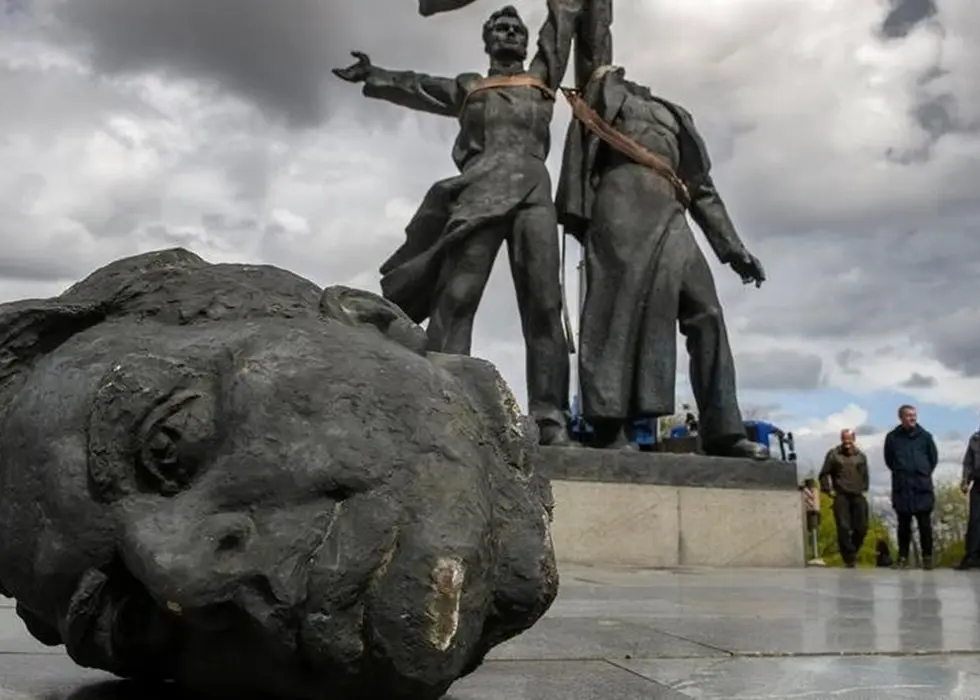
556, 67, 747, 440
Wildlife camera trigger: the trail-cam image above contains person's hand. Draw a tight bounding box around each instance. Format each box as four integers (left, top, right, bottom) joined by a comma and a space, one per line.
962, 481, 971, 494
333, 51, 373, 83
728, 249, 766, 288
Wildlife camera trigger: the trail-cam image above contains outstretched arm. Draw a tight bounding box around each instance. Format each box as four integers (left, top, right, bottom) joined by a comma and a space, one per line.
528, 0, 594, 91
333, 52, 464, 117
574, 0, 613, 88
672, 105, 764, 287
688, 176, 748, 264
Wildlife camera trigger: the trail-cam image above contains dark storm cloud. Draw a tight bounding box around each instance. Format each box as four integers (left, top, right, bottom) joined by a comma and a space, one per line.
901, 372, 937, 389
880, 0, 937, 39
745, 210, 980, 348
58, 0, 335, 126
928, 308, 980, 377
736, 350, 824, 392
55, 0, 494, 127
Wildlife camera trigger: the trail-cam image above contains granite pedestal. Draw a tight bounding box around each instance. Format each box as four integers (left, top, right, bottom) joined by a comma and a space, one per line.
539, 447, 804, 568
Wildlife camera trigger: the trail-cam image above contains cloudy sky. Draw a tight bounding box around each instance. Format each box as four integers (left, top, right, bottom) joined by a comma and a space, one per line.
2, 0, 978, 493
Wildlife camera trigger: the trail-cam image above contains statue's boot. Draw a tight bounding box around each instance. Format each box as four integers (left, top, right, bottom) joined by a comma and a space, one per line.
540, 421, 576, 447
704, 436, 769, 460
591, 419, 636, 451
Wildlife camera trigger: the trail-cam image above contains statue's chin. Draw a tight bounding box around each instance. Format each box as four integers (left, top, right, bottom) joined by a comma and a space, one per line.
489, 45, 527, 63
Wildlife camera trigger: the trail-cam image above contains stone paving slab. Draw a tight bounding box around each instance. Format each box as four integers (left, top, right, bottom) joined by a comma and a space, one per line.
2, 566, 979, 698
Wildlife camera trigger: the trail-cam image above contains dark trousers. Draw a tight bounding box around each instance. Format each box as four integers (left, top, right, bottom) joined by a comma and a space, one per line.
832, 492, 868, 564
965, 485, 980, 563
427, 203, 569, 428
897, 510, 933, 559
676, 250, 745, 445
579, 217, 743, 445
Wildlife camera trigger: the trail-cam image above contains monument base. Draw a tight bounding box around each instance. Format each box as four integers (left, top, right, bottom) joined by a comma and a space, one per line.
539, 447, 804, 568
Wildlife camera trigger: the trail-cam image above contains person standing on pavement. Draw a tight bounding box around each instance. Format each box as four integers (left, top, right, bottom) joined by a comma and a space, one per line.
884, 404, 938, 570
819, 429, 869, 568
957, 428, 980, 570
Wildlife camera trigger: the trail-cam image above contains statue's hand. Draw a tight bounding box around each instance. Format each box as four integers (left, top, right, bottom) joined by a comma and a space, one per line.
333, 51, 373, 83
728, 249, 765, 288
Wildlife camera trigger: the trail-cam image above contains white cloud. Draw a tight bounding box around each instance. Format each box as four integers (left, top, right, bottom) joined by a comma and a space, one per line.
1, 0, 979, 426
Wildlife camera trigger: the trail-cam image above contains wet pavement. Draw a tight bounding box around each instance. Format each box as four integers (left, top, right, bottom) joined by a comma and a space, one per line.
2, 566, 980, 698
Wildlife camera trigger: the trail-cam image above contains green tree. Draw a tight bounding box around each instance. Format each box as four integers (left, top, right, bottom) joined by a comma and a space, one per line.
932, 480, 968, 567
817, 492, 892, 567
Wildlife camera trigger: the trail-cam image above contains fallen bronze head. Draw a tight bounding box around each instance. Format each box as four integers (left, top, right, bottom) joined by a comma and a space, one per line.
0, 249, 557, 699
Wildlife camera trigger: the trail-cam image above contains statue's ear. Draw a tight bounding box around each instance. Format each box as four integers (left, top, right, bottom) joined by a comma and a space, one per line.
428, 353, 540, 475
319, 286, 427, 356
0, 298, 105, 405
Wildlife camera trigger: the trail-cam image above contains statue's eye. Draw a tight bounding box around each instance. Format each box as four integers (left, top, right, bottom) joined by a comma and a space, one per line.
137, 391, 212, 496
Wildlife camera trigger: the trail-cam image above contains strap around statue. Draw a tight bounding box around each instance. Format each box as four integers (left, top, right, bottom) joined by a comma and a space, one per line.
561, 72, 691, 207
460, 75, 556, 113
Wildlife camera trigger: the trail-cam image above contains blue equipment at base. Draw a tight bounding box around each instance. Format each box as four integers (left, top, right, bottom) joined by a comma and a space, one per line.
568, 399, 796, 461
743, 420, 796, 462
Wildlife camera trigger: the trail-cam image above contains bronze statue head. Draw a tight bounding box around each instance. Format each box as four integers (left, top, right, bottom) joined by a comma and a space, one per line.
483, 5, 528, 61
0, 249, 557, 699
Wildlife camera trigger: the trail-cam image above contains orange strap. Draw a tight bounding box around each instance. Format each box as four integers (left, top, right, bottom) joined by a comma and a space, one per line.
561, 87, 691, 207
460, 74, 556, 112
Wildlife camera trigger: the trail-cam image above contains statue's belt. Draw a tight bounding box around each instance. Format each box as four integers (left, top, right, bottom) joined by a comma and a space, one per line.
458, 75, 690, 206
460, 75, 556, 111
560, 87, 691, 207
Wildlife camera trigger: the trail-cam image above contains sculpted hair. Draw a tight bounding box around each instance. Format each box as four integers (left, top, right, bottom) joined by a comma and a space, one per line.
483, 5, 528, 50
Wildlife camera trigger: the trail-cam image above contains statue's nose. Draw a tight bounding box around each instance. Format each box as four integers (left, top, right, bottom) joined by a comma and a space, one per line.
204, 513, 255, 556
122, 510, 261, 610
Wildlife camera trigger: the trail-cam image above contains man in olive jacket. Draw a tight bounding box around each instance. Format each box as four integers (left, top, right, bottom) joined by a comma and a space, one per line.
884, 404, 938, 569
957, 428, 980, 570
819, 429, 869, 567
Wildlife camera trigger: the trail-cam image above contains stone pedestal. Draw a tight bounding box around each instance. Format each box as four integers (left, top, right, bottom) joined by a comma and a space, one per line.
539, 447, 804, 568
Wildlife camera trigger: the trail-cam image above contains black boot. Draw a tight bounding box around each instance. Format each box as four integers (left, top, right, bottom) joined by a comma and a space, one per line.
704, 435, 769, 460
539, 421, 574, 447
592, 419, 636, 451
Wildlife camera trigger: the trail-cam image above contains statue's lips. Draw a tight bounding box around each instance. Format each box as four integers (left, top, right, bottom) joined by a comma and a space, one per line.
64, 565, 369, 684
63, 566, 182, 675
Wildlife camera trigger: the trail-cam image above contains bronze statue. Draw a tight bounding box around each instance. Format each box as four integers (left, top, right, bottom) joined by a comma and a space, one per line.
334, 3, 589, 446
556, 0, 768, 459
0, 249, 558, 699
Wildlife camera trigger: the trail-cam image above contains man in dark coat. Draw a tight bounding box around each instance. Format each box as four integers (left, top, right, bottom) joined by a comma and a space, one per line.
884, 404, 938, 569
819, 429, 870, 568
553, 3, 766, 458
334, 3, 591, 445
956, 428, 980, 570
